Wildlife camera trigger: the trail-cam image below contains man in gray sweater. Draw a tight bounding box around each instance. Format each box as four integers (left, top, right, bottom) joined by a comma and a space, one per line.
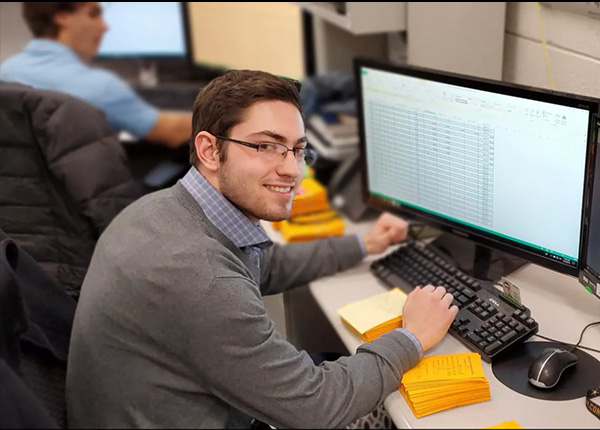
66, 70, 458, 428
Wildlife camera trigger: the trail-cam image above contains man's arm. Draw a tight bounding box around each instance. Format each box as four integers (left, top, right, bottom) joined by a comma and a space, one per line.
259, 212, 409, 295
91, 70, 192, 148
179, 270, 456, 428
259, 236, 364, 296
144, 111, 192, 149
183, 275, 422, 429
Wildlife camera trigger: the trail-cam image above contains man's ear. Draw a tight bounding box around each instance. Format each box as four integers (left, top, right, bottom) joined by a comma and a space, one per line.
53, 11, 71, 29
194, 131, 220, 172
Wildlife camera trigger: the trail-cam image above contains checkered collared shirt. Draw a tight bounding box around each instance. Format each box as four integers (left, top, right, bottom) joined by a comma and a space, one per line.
181, 168, 272, 276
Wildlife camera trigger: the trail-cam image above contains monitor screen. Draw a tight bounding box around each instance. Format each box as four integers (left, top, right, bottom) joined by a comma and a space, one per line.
580, 115, 600, 298
98, 2, 188, 58
355, 59, 600, 277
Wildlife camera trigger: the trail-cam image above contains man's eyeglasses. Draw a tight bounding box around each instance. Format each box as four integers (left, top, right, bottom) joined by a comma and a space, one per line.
214, 135, 318, 166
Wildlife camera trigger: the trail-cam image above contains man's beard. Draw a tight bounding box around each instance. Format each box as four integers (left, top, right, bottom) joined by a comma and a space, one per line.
218, 169, 294, 222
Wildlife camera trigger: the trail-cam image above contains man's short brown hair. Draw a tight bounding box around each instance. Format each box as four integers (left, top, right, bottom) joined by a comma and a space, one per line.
23, 2, 83, 38
190, 70, 303, 166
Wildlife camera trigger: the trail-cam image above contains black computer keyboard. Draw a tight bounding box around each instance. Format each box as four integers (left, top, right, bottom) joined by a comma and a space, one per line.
370, 241, 539, 362
136, 84, 202, 111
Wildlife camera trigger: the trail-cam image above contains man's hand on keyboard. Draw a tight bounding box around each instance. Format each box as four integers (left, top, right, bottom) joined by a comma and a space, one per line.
402, 285, 459, 352
362, 212, 409, 255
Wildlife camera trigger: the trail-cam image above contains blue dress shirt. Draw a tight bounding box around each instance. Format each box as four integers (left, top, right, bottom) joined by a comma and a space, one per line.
0, 39, 158, 137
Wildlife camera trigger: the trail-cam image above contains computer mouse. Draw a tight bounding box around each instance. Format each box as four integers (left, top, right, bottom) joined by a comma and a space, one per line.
527, 348, 578, 389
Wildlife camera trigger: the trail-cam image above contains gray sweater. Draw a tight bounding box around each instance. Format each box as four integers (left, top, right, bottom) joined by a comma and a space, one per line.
66, 183, 420, 429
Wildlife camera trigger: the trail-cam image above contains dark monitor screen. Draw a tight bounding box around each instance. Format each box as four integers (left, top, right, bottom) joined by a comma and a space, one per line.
355, 58, 600, 277
580, 115, 600, 299
98, 2, 188, 58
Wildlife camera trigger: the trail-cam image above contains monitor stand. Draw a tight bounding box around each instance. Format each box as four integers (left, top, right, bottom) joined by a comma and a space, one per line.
428, 233, 527, 283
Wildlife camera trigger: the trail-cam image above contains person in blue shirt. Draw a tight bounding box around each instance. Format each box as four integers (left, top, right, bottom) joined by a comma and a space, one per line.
0, 2, 191, 148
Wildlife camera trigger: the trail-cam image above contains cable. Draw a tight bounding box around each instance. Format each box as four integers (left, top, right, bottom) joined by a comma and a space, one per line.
536, 321, 600, 354
573, 321, 600, 351
534, 2, 556, 90
534, 334, 600, 354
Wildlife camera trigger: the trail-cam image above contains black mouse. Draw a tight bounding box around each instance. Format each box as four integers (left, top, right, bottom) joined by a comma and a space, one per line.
527, 348, 578, 389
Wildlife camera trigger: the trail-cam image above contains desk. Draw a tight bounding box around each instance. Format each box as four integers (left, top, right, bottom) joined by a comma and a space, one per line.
264, 220, 600, 428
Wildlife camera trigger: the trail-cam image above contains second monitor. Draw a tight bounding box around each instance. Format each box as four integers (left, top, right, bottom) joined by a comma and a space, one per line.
98, 2, 188, 58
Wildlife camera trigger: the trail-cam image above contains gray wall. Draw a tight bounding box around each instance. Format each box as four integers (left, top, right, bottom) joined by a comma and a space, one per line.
503, 2, 600, 98
0, 2, 30, 63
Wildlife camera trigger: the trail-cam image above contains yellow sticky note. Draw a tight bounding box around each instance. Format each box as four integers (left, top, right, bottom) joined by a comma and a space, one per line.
337, 288, 407, 335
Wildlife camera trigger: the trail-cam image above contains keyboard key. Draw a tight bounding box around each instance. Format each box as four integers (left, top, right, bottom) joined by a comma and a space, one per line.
462, 288, 476, 299
466, 333, 482, 344
484, 341, 503, 354
471, 281, 482, 291
458, 325, 469, 334
500, 331, 517, 343
458, 295, 470, 304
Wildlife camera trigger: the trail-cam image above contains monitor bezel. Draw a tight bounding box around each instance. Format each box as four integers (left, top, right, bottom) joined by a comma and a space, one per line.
97, 2, 192, 60
354, 58, 600, 277
579, 114, 600, 283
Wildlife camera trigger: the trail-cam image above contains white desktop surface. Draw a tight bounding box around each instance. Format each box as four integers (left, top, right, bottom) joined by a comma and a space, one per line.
263, 220, 600, 428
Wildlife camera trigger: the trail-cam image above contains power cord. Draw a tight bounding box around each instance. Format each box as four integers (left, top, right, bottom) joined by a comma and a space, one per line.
535, 321, 600, 354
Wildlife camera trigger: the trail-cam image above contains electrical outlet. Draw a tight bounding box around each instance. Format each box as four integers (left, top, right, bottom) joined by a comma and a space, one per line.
541, 2, 600, 20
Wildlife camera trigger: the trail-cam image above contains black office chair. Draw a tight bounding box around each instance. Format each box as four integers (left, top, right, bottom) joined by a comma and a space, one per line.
0, 228, 76, 429
0, 81, 144, 300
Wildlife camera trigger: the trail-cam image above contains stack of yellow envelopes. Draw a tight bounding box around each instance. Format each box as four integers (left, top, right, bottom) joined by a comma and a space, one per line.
400, 352, 491, 418
279, 210, 345, 243
272, 177, 345, 242
290, 177, 330, 217
337, 289, 407, 343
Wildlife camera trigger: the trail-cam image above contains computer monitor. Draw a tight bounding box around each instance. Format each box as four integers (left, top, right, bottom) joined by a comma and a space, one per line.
98, 2, 189, 58
355, 58, 600, 280
579, 114, 600, 300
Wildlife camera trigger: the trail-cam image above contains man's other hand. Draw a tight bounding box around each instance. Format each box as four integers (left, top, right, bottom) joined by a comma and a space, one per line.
362, 212, 409, 255
402, 285, 459, 352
